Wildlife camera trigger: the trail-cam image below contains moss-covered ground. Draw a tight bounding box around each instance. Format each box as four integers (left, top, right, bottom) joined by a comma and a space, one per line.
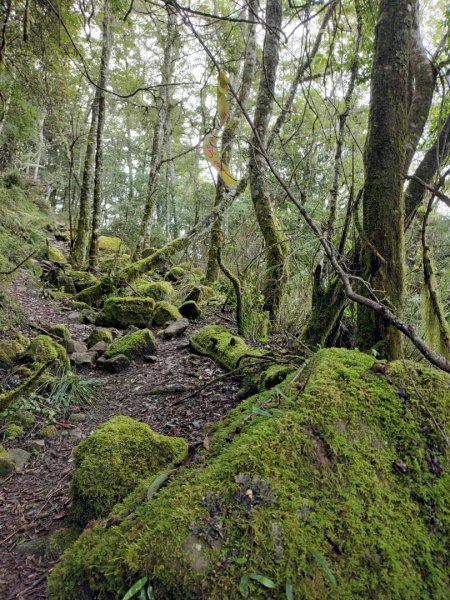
48, 348, 450, 600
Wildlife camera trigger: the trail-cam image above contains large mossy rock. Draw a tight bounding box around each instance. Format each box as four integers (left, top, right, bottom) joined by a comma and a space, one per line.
134, 280, 175, 301
25, 335, 70, 370
99, 297, 155, 328
153, 301, 182, 326
70, 270, 99, 292
104, 328, 157, 361
48, 349, 450, 600
0, 337, 27, 367
98, 235, 129, 254
69, 416, 188, 526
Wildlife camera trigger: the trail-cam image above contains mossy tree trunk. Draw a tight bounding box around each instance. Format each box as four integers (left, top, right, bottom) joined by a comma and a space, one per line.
205, 0, 257, 283
356, 0, 414, 359
134, 7, 178, 258
249, 0, 288, 318
88, 0, 112, 269
71, 98, 98, 268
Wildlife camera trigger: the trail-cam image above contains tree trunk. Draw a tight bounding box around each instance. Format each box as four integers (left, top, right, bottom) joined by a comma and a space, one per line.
33, 109, 46, 181
205, 0, 257, 283
71, 99, 99, 268
356, 0, 414, 359
88, 0, 112, 269
249, 0, 288, 318
135, 7, 178, 257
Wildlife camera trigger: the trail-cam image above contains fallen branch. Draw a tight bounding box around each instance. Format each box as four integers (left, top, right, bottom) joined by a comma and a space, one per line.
0, 250, 36, 276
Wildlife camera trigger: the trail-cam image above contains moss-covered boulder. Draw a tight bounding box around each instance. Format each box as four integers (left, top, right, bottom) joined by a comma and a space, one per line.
25, 335, 70, 370
47, 350, 450, 600
70, 271, 99, 292
39, 424, 59, 439
164, 265, 188, 282
47, 245, 67, 264
68, 416, 188, 526
0, 338, 26, 367
55, 273, 76, 294
179, 300, 201, 321
104, 329, 157, 361
4, 423, 24, 439
86, 327, 113, 348
0, 445, 15, 476
99, 297, 155, 329
153, 301, 182, 327
184, 284, 216, 304
134, 280, 175, 301
49, 324, 71, 341
98, 235, 129, 254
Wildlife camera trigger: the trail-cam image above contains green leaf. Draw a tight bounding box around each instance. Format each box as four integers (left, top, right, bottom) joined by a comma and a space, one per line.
122, 577, 148, 600
309, 548, 336, 585
248, 573, 276, 588
274, 386, 294, 403
285, 580, 294, 600
235, 556, 248, 565
239, 574, 249, 597
146, 585, 155, 600
251, 406, 272, 417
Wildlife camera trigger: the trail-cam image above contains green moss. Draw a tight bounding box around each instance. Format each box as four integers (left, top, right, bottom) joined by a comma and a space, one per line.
190, 325, 264, 371
49, 324, 71, 341
73, 277, 116, 308
86, 328, 113, 348
4, 423, 24, 439
0, 339, 26, 367
0, 444, 14, 476
4, 409, 35, 427
48, 246, 67, 264
69, 301, 91, 311
153, 301, 182, 326
184, 284, 216, 303
25, 335, 70, 371
47, 349, 450, 600
55, 273, 76, 294
98, 236, 129, 254
165, 265, 188, 282
69, 416, 188, 526
70, 271, 99, 292
134, 280, 175, 301
179, 300, 201, 321
39, 424, 59, 438
105, 329, 157, 361
98, 297, 155, 329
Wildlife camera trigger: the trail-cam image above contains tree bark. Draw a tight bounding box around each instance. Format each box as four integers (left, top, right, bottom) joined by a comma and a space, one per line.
249, 0, 288, 318
356, 0, 414, 359
88, 0, 112, 269
135, 7, 178, 257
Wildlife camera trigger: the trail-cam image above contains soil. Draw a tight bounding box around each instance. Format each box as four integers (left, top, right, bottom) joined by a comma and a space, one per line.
0, 269, 241, 599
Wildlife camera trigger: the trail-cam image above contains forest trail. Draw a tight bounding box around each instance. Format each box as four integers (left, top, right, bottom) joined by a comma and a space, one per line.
0, 262, 240, 599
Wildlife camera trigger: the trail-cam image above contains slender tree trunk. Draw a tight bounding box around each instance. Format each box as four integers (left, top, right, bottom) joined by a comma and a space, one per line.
71, 100, 99, 267
135, 7, 178, 257
356, 0, 414, 359
33, 109, 46, 181
88, 0, 112, 269
205, 0, 257, 283
0, 0, 11, 66
249, 0, 288, 318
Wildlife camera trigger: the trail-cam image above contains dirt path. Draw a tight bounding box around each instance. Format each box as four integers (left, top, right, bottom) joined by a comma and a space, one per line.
0, 272, 240, 599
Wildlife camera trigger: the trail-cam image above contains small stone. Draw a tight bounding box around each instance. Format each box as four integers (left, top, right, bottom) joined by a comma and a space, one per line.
68, 413, 87, 424
66, 339, 88, 354
394, 459, 408, 474
143, 354, 157, 363
192, 420, 202, 429
26, 439, 45, 452
70, 351, 97, 366
89, 340, 108, 355
16, 536, 50, 557
98, 354, 131, 373
68, 428, 83, 440
176, 340, 190, 350
163, 318, 189, 339
67, 311, 81, 322
9, 448, 32, 471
